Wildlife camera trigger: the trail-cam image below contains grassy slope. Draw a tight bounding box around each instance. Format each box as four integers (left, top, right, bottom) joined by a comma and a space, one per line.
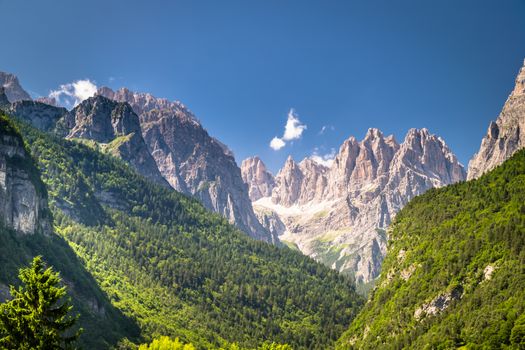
16, 118, 363, 349
336, 149, 525, 349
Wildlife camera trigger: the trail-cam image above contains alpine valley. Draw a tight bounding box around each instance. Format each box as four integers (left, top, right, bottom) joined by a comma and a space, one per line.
0, 57, 523, 350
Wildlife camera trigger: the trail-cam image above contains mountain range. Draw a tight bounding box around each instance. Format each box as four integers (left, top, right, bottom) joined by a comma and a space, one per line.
0, 57, 524, 349
243, 127, 465, 286
3, 72, 469, 288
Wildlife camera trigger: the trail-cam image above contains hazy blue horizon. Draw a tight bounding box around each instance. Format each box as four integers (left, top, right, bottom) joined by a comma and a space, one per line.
1, 0, 524, 173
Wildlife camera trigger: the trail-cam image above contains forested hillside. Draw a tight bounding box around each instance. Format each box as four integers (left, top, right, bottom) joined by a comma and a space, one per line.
0, 115, 140, 349
12, 116, 363, 349
337, 149, 525, 349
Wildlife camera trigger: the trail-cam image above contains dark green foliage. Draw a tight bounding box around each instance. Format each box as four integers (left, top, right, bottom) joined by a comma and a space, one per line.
13, 118, 363, 349
336, 149, 525, 349
0, 257, 80, 349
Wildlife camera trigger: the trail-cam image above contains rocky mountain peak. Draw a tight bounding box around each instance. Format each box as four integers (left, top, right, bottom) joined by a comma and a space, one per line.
0, 72, 31, 103
511, 59, 525, 97
97, 87, 194, 122
241, 156, 275, 201
272, 156, 305, 207
299, 157, 328, 171
7, 100, 67, 132
35, 96, 58, 106
468, 58, 525, 179
395, 128, 465, 185
384, 134, 398, 147
64, 95, 141, 143
99, 86, 275, 242
364, 127, 384, 141
59, 95, 168, 186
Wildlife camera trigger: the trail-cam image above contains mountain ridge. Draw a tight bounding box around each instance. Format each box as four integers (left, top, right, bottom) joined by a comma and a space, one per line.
243, 127, 466, 285
97, 86, 276, 243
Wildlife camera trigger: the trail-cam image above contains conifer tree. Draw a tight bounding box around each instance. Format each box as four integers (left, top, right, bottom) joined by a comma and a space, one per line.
0, 256, 81, 349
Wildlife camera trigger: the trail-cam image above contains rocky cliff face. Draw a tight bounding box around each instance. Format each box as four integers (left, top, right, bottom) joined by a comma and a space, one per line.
468, 59, 525, 179
0, 72, 31, 102
244, 128, 465, 284
241, 156, 275, 201
97, 87, 276, 243
0, 115, 51, 235
6, 100, 67, 132
59, 95, 169, 186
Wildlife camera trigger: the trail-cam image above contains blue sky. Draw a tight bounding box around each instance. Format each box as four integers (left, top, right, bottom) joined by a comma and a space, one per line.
1, 0, 524, 173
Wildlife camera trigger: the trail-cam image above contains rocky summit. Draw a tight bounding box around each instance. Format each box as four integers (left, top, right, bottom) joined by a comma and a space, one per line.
241, 156, 276, 201
243, 128, 466, 285
58, 95, 169, 187
0, 72, 31, 102
97, 87, 276, 243
468, 59, 525, 179
6, 100, 67, 132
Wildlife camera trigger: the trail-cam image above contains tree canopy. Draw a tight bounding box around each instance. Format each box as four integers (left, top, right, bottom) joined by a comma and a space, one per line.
0, 256, 81, 350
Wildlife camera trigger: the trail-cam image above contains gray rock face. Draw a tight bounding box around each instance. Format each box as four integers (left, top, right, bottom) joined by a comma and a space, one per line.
97, 87, 276, 243
60, 95, 169, 186
6, 100, 67, 132
0, 72, 31, 102
468, 59, 525, 179
414, 285, 463, 320
0, 125, 51, 235
241, 156, 275, 201
244, 128, 465, 284
0, 87, 9, 107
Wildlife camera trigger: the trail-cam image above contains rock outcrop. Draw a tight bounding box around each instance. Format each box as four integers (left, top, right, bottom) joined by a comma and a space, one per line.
244, 128, 465, 284
241, 156, 275, 201
0, 87, 9, 107
97, 87, 276, 243
0, 115, 51, 234
0, 72, 31, 102
468, 59, 525, 179
59, 95, 169, 186
6, 100, 67, 132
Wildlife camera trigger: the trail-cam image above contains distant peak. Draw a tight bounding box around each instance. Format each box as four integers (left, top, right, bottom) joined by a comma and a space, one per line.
364, 128, 384, 140
97, 86, 115, 97
406, 128, 430, 138
0, 71, 31, 102
511, 58, 525, 97
385, 134, 397, 143
35, 96, 58, 106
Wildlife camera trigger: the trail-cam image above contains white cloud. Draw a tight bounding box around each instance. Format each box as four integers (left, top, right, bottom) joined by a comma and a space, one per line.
269, 108, 307, 151
270, 136, 286, 150
49, 79, 98, 109
283, 109, 307, 141
310, 148, 336, 167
